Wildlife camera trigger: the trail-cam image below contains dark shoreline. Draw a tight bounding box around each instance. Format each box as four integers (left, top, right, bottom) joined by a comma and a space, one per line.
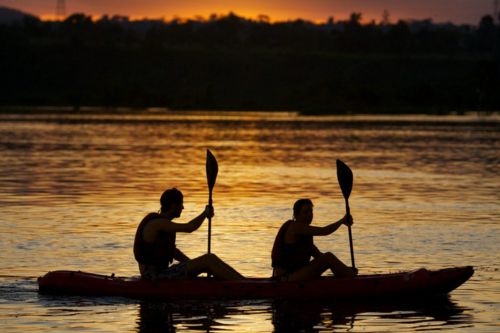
0, 105, 498, 120
1, 12, 499, 115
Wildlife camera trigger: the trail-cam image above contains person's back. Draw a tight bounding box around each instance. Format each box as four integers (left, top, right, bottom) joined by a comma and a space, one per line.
134, 212, 176, 271
271, 220, 313, 273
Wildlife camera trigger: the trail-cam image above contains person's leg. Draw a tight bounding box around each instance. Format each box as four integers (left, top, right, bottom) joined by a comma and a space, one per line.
285, 255, 330, 281
286, 252, 355, 281
186, 253, 245, 280
322, 252, 356, 277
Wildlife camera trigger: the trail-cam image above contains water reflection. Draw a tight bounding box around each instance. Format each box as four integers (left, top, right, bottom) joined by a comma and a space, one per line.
137, 300, 271, 333
272, 297, 472, 332
134, 297, 472, 333
1, 112, 497, 332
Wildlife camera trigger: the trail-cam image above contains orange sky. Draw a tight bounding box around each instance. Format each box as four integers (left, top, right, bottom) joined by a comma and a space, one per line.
0, 0, 495, 24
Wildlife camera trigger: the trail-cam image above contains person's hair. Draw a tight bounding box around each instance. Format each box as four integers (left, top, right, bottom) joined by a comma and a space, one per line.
160, 188, 183, 212
293, 199, 313, 218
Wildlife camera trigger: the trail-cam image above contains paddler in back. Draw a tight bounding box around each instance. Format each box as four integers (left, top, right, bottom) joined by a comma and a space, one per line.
271, 198, 357, 281
134, 188, 245, 280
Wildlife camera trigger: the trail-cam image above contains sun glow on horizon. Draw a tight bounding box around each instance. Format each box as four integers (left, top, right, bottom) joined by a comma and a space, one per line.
6, 0, 491, 25
40, 9, 384, 25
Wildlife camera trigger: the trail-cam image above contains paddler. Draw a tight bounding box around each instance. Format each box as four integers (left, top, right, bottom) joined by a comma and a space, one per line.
271, 199, 357, 281
134, 188, 245, 280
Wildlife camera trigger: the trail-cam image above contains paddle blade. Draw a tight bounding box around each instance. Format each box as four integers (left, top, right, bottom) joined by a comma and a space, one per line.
336, 159, 353, 199
206, 149, 218, 191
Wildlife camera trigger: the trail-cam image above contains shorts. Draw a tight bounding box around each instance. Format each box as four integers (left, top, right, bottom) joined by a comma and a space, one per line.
140, 261, 189, 280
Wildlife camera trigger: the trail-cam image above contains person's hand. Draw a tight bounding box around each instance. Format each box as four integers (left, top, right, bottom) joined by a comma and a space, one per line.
342, 214, 353, 227
205, 205, 214, 219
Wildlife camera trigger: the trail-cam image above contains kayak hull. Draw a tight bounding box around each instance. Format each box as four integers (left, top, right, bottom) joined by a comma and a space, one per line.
38, 266, 473, 300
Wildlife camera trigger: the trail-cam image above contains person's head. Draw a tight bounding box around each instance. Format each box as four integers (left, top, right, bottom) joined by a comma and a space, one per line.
293, 198, 313, 224
160, 188, 184, 217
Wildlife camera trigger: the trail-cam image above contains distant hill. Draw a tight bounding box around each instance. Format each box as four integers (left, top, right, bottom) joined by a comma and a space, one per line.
0, 6, 38, 24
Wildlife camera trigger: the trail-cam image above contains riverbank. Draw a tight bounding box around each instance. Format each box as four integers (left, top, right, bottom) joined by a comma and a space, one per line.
0, 105, 498, 117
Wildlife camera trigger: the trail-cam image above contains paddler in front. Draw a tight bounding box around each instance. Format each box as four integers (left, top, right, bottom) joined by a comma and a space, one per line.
271, 199, 357, 281
134, 188, 245, 280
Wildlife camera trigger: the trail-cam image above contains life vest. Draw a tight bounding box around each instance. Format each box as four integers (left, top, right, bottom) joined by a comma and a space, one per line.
134, 212, 176, 268
271, 220, 314, 273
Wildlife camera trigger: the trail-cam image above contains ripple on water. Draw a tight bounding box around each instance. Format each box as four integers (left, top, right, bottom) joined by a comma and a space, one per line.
0, 113, 498, 332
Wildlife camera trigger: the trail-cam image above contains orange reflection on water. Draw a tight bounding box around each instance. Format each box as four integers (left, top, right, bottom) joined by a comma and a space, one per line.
0, 111, 498, 332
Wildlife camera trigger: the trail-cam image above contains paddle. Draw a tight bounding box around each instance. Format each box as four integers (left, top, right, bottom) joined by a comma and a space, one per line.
336, 159, 356, 269
206, 149, 218, 254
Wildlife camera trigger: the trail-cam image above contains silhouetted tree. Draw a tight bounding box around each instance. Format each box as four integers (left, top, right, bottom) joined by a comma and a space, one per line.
0, 11, 498, 112
478, 15, 496, 51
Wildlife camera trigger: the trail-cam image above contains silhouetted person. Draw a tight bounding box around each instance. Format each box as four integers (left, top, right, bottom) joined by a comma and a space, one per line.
271, 199, 356, 281
134, 188, 244, 280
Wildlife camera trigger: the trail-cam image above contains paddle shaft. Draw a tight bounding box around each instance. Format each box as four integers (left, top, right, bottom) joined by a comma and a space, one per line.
345, 199, 355, 269
208, 190, 213, 254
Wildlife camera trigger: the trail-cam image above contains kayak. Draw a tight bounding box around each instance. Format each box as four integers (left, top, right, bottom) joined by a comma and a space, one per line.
38, 266, 473, 300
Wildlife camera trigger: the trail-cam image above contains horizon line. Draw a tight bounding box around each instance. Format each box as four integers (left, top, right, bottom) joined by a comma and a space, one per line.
0, 5, 486, 26
36, 10, 483, 26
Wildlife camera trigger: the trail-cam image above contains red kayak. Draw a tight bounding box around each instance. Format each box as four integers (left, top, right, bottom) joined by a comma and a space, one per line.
38, 266, 473, 300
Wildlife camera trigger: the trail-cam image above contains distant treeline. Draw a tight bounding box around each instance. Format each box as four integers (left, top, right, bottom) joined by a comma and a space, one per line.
0, 12, 499, 113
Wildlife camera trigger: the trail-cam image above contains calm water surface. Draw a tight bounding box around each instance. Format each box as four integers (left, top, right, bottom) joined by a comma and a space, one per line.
0, 111, 498, 332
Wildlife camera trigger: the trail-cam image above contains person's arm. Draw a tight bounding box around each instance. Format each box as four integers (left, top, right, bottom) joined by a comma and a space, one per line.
160, 205, 214, 233
294, 214, 353, 236
311, 244, 322, 259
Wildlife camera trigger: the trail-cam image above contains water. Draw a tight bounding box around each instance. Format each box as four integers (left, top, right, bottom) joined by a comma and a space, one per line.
0, 111, 498, 332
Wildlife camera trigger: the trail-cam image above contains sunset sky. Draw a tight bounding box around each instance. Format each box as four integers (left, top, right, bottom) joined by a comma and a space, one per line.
0, 0, 495, 24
